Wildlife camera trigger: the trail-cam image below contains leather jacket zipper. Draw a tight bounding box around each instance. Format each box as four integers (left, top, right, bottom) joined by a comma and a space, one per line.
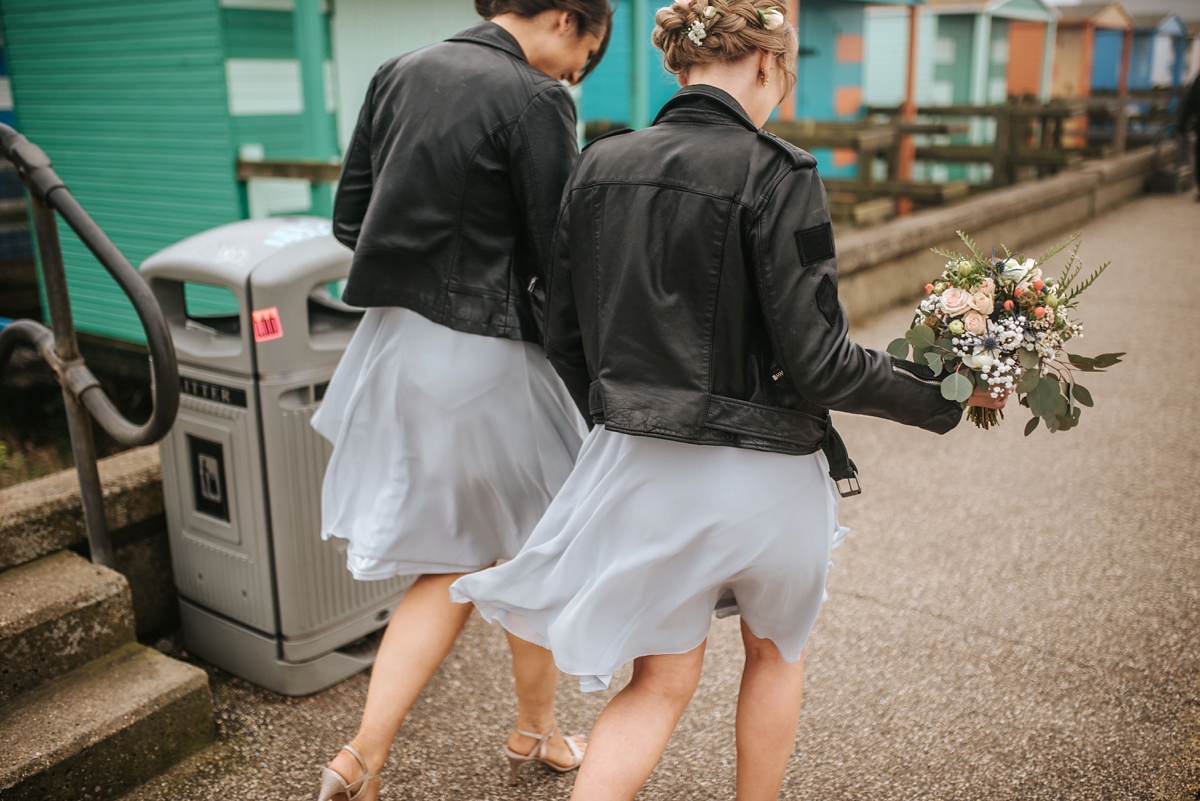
891, 363, 942, 388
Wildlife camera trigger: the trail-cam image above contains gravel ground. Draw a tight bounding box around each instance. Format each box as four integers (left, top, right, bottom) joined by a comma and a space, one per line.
120, 192, 1200, 801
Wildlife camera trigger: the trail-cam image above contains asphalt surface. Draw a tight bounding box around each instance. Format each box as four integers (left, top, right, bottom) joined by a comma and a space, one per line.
119, 193, 1200, 801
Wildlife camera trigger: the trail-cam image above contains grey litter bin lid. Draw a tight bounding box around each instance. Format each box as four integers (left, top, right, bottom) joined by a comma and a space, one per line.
141, 218, 361, 377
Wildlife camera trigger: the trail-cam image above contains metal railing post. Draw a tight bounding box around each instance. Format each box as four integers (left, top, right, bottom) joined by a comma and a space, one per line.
0, 124, 178, 568
26, 194, 113, 567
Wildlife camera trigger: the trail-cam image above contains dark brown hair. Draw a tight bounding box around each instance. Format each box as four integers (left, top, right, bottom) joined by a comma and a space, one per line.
476, 0, 615, 81
652, 0, 798, 97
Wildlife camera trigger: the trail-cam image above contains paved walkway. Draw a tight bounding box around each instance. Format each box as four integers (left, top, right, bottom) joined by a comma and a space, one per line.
120, 193, 1200, 801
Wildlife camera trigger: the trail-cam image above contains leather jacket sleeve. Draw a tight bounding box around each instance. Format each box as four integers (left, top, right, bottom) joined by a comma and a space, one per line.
544, 192, 593, 422
752, 166, 963, 434
332, 71, 379, 252
510, 87, 579, 310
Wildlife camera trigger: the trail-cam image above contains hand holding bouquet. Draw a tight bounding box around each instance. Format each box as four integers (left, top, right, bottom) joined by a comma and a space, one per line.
888, 233, 1124, 433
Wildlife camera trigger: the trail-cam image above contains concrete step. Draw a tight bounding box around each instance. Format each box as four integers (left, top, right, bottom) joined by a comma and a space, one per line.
0, 550, 135, 704
0, 643, 213, 801
0, 445, 163, 571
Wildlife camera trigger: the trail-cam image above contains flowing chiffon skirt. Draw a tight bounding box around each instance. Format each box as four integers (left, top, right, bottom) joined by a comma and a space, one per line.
312, 307, 588, 580
451, 425, 849, 691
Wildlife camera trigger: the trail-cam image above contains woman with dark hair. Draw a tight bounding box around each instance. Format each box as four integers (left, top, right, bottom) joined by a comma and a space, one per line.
311, 3, 611, 799
452, 1, 972, 799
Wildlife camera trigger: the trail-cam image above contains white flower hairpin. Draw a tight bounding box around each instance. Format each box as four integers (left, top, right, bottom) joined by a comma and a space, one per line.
758, 7, 785, 30
684, 5, 719, 45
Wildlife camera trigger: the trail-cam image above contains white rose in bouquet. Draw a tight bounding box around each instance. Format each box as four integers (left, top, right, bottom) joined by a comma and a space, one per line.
941, 286, 972, 316
963, 311, 988, 335
969, 292, 994, 315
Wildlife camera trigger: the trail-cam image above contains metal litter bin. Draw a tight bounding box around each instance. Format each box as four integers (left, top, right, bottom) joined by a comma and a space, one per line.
143, 217, 413, 695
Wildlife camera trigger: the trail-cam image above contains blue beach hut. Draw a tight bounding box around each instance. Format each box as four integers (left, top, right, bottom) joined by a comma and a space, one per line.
1128, 12, 1188, 90
1049, 2, 1135, 97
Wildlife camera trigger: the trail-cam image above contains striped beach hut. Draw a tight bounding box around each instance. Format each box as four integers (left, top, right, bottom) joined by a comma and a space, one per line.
0, 0, 500, 345
1050, 2, 1134, 98
0, 0, 345, 342
866, 0, 1058, 109
916, 0, 1059, 106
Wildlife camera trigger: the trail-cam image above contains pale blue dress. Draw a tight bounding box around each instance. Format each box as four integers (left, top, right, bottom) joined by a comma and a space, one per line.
311, 307, 588, 580
451, 424, 849, 691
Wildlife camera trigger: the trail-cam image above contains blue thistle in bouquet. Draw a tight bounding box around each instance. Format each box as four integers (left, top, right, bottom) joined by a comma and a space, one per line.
887, 232, 1124, 432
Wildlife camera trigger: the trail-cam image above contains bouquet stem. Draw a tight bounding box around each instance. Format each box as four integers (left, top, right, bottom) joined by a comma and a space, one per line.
967, 406, 1003, 429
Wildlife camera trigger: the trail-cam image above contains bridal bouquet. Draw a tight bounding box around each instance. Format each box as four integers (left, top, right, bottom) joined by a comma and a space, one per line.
887, 233, 1123, 433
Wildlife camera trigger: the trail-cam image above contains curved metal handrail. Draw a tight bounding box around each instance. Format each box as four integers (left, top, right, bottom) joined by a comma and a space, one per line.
0, 124, 179, 567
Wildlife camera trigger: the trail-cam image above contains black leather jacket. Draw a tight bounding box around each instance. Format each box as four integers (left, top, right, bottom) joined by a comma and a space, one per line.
545, 86, 962, 484
333, 22, 578, 343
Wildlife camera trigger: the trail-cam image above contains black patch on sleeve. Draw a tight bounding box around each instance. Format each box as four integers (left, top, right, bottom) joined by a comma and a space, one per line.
795, 223, 835, 266
816, 274, 839, 326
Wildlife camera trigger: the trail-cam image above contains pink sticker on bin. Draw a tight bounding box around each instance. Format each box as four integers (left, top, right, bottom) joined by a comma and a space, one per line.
252, 307, 284, 342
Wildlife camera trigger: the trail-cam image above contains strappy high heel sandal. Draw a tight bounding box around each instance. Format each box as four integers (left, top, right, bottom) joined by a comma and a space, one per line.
504, 727, 585, 785
317, 744, 381, 801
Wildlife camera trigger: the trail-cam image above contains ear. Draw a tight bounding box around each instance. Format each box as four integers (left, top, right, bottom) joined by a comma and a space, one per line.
678, 69, 691, 87
554, 9, 577, 36
758, 49, 773, 81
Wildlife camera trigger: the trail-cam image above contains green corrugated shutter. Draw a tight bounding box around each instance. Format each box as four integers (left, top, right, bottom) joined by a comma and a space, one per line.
0, 0, 241, 344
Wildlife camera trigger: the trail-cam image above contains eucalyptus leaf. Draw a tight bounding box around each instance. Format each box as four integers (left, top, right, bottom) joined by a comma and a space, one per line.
913, 346, 931, 366
1024, 416, 1039, 437
936, 338, 955, 351
1071, 383, 1093, 407
1056, 414, 1075, 431
906, 326, 936, 348
1054, 392, 1069, 417
925, 353, 944, 376
1027, 376, 1060, 417
887, 338, 910, 359
1016, 369, 1041, 394
1046, 414, 1060, 433
1017, 348, 1040, 370
1066, 356, 1099, 373
941, 372, 973, 403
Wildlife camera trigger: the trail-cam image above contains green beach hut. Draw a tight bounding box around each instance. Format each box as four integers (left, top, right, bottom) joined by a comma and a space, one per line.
0, 0, 489, 345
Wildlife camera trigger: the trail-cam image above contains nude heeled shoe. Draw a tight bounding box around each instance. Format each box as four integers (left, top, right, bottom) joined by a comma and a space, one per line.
317, 744, 381, 801
504, 727, 585, 785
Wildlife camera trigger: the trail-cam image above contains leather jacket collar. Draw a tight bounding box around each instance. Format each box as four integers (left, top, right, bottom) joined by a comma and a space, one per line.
652, 85, 759, 132
446, 21, 528, 63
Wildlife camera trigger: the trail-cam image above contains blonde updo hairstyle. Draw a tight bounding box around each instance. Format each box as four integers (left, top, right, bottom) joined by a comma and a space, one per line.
652, 0, 798, 98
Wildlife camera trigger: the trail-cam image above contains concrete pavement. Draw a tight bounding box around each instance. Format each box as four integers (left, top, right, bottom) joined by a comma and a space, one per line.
118, 192, 1200, 801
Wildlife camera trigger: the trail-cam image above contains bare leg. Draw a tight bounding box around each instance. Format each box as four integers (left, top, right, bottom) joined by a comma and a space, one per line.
734, 619, 805, 801
327, 572, 474, 800
505, 631, 588, 767
570, 642, 707, 801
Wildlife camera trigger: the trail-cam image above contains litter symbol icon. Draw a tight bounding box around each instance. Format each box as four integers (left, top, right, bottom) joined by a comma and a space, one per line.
187, 435, 230, 522
198, 454, 222, 504
252, 307, 284, 342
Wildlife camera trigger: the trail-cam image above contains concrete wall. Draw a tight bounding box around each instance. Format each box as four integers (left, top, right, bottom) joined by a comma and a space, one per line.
836, 143, 1172, 325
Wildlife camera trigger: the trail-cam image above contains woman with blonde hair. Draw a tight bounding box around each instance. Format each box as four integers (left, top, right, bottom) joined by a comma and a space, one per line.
452, 1, 974, 799
310, 2, 612, 799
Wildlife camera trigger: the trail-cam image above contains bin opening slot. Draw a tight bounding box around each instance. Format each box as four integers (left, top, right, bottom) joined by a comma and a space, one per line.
184, 282, 240, 336
308, 280, 363, 337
